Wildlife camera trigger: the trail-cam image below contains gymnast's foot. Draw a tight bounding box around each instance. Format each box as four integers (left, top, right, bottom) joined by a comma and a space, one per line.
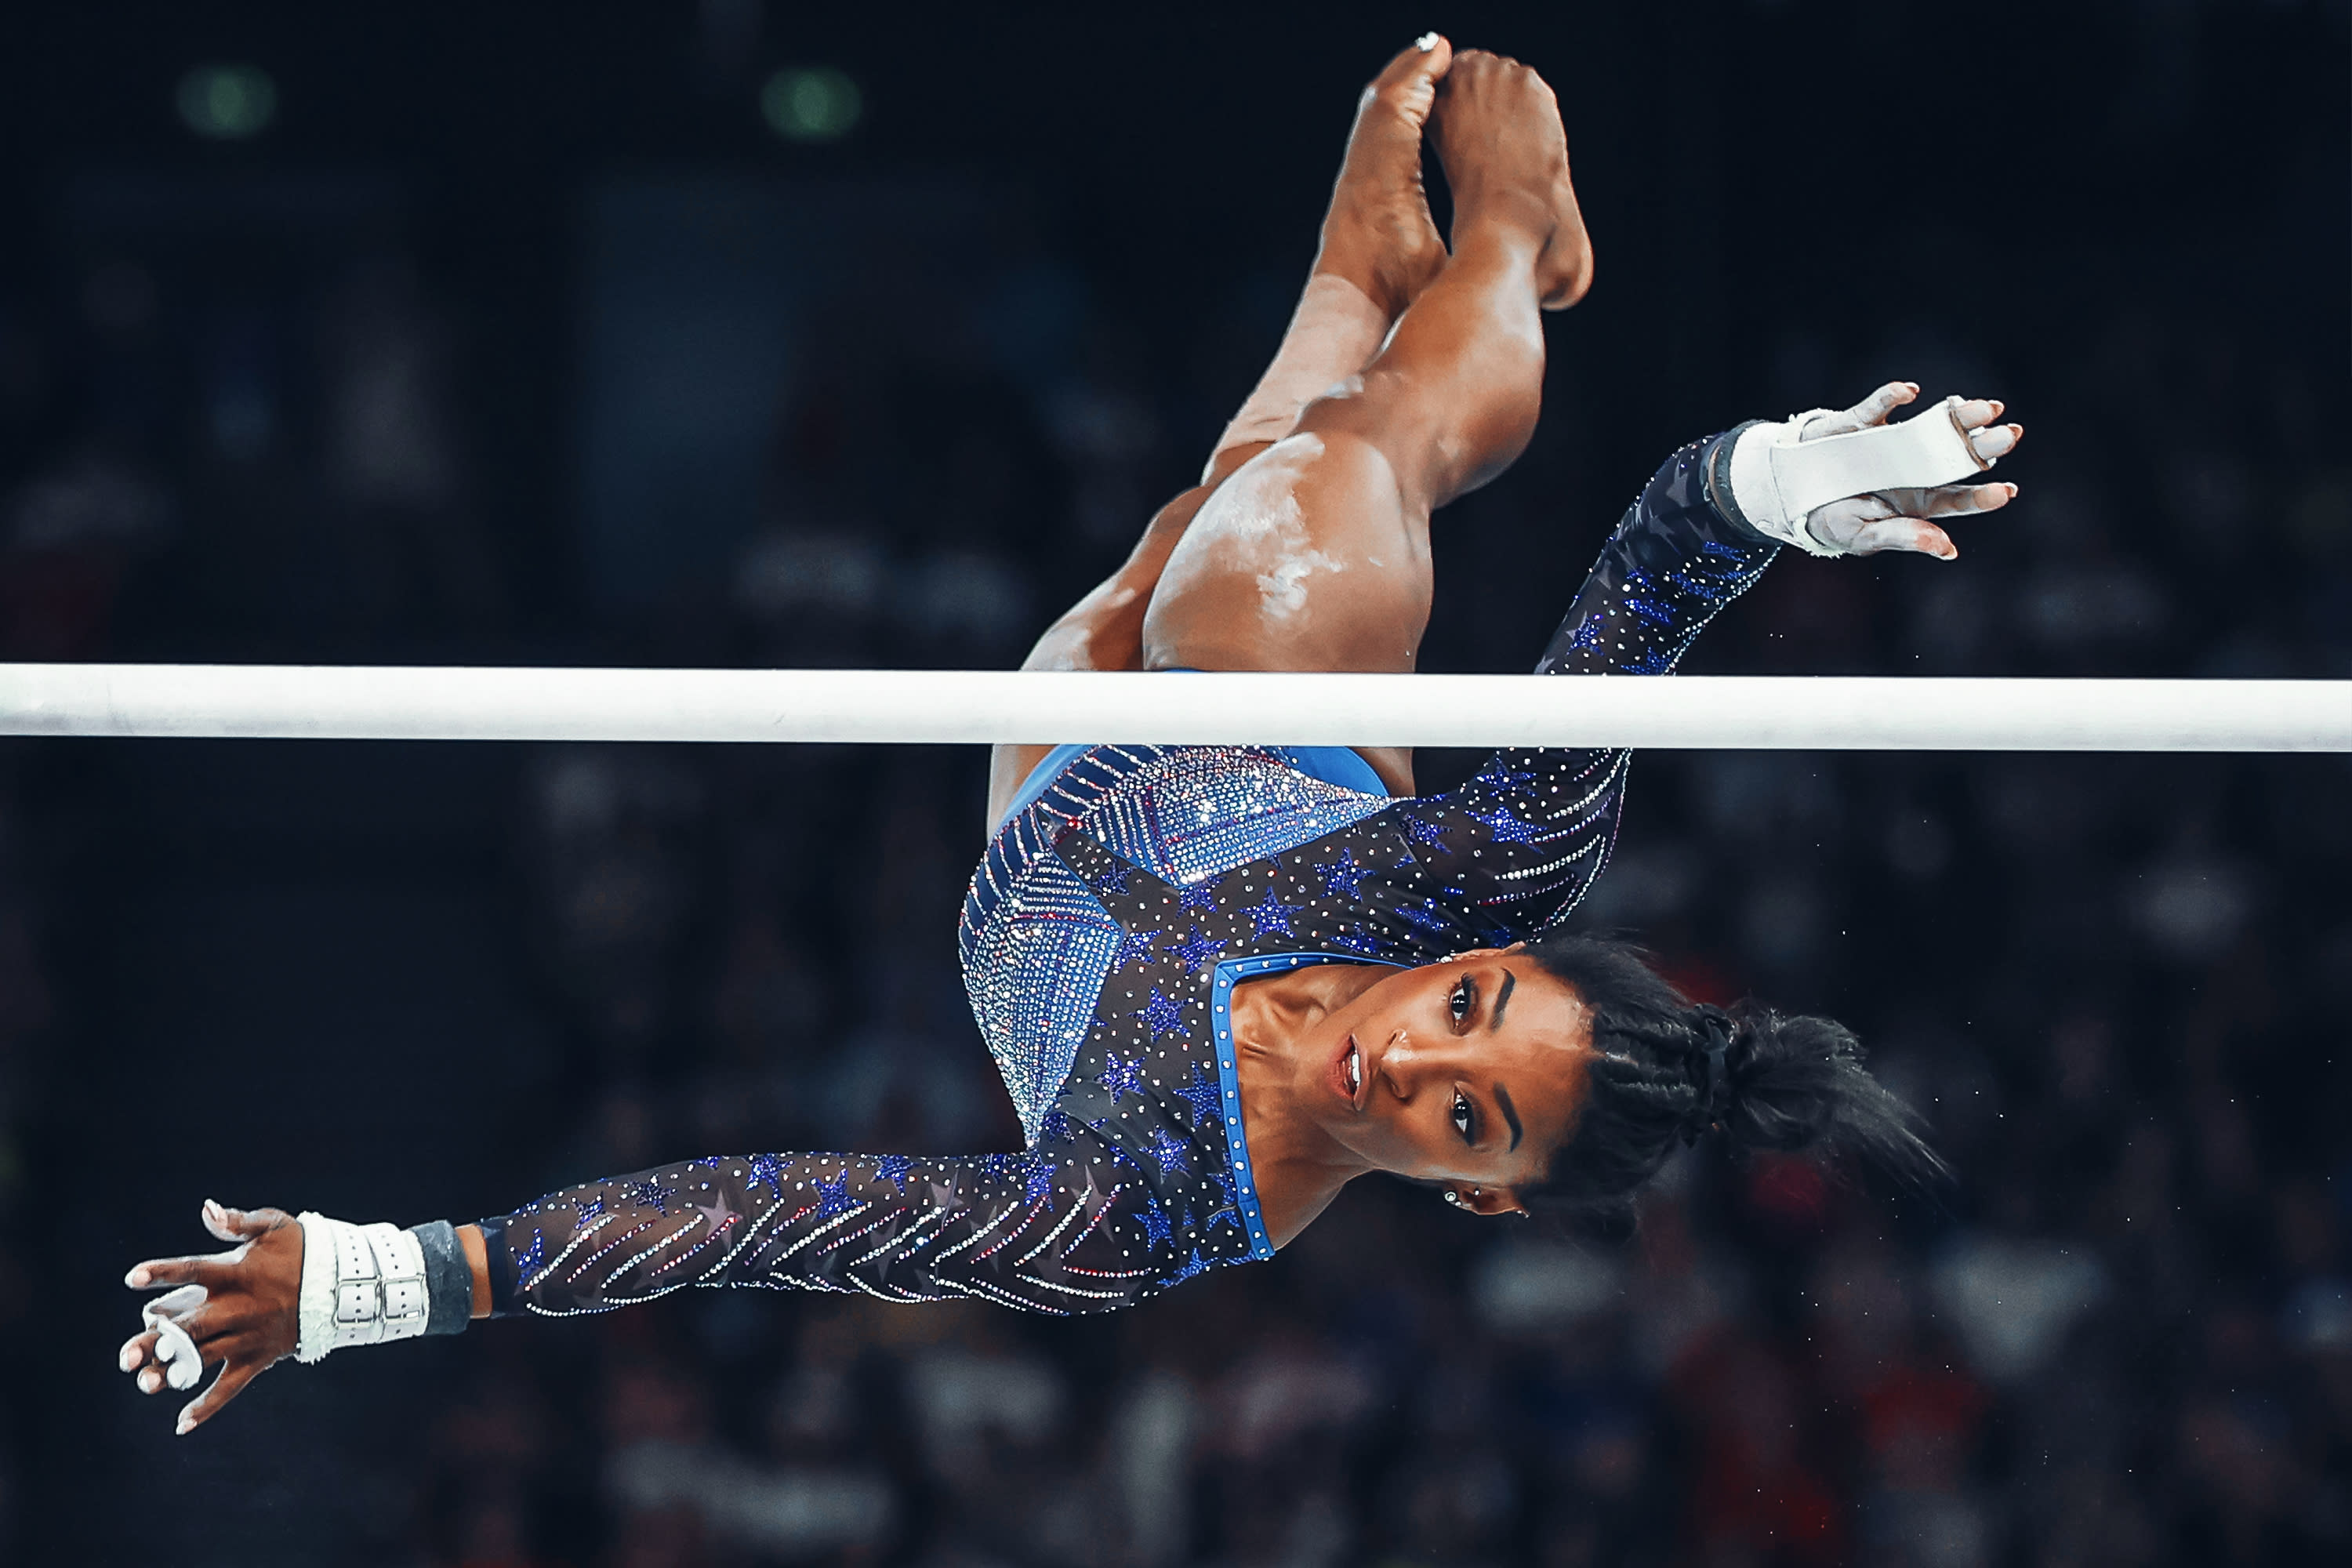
1537, 123, 1593, 309
1314, 35, 1454, 319
1432, 49, 1593, 310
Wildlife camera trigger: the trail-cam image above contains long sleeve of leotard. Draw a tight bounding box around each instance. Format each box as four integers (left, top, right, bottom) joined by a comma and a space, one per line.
477, 1118, 1180, 1319
1359, 432, 1776, 946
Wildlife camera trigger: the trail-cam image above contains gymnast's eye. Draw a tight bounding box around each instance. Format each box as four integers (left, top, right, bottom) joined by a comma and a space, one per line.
1449, 975, 1474, 1025
1452, 1090, 1475, 1142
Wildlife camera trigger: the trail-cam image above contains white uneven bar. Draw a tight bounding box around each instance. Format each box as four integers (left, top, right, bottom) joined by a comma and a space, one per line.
0, 665, 2347, 750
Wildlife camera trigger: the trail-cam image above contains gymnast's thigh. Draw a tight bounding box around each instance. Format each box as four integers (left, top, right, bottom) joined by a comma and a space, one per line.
1137, 430, 1429, 793
1138, 430, 1432, 678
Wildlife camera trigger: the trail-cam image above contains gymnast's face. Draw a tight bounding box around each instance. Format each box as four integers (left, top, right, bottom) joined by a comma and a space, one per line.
1310, 946, 1594, 1212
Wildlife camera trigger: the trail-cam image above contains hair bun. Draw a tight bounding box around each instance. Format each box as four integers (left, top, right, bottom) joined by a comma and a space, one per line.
1512, 935, 1947, 1221
1679, 1005, 1736, 1146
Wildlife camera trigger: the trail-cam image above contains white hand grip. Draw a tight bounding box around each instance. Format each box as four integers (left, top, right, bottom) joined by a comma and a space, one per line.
1729, 396, 1991, 555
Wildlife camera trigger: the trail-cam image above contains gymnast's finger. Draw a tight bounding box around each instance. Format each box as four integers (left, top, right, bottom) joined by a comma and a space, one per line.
132, 1323, 211, 1396
1969, 422, 2021, 462
1875, 481, 2016, 518
1850, 380, 1919, 427
176, 1353, 265, 1436
124, 1256, 237, 1292
119, 1327, 163, 1375
156, 1296, 241, 1345
1846, 517, 1957, 560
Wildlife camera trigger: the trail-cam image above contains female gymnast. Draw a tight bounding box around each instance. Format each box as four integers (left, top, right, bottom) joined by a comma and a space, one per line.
119, 40, 2024, 1433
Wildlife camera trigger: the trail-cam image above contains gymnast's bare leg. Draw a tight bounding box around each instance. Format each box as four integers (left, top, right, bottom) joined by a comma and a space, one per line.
986, 37, 1468, 823
987, 45, 1591, 819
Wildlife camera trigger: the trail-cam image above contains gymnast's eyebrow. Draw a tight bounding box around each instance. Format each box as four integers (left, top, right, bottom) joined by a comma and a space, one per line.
1494, 1083, 1523, 1151
1488, 970, 1515, 1030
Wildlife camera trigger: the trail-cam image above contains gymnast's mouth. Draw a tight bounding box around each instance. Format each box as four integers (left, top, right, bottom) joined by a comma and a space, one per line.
1333, 1034, 1364, 1110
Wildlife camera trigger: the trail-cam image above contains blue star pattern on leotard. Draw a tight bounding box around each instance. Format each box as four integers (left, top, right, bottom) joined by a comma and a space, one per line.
812, 1171, 855, 1219
1172, 1062, 1223, 1127
1464, 801, 1548, 846
1145, 1127, 1192, 1177
1022, 1152, 1057, 1203
1134, 988, 1186, 1040
1396, 898, 1454, 935
1098, 1048, 1149, 1100
512, 1228, 547, 1286
483, 430, 1777, 1321
1160, 1248, 1212, 1289
1169, 930, 1228, 972
1245, 888, 1301, 937
1316, 848, 1369, 899
745, 1154, 786, 1202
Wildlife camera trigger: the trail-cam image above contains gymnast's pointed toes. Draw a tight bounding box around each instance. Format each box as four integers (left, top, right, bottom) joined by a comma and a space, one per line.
1364, 34, 1452, 138
1373, 34, 1451, 103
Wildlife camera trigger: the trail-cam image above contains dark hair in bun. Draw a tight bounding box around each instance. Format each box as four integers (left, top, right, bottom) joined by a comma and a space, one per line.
1516, 934, 1946, 1229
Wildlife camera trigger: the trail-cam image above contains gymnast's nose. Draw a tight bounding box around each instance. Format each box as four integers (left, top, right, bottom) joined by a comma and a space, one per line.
1377, 1029, 1441, 1103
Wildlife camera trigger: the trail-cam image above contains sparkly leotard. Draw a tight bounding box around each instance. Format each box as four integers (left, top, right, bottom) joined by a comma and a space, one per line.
477, 433, 1775, 1317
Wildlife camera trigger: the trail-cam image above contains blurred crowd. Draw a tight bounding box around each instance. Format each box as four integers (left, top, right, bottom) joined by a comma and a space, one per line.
6, 2, 2350, 1565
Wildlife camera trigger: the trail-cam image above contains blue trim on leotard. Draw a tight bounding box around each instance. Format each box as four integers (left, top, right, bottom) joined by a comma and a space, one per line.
1206, 950, 1405, 1260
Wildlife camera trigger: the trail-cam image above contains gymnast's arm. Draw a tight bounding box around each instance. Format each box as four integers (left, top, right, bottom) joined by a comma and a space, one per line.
471, 1139, 1169, 1317
1343, 429, 1777, 943
118, 1131, 1179, 1431
1366, 383, 2021, 941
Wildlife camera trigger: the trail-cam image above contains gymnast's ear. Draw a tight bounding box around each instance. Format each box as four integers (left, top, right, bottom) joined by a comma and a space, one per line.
1456, 1185, 1527, 1218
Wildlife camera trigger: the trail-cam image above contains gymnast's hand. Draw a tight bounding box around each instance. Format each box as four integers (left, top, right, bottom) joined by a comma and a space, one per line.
1789, 381, 2024, 560
118, 1200, 301, 1434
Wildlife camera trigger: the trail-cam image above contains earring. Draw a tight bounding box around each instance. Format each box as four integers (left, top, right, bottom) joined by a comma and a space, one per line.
1443, 1189, 1461, 1206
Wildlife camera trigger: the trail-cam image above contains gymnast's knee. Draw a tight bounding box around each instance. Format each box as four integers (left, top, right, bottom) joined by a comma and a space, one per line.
1298, 343, 1541, 507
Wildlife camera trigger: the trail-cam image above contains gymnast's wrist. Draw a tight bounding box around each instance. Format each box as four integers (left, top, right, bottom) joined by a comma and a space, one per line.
1700, 422, 1775, 545
289, 1214, 476, 1362
456, 1222, 492, 1318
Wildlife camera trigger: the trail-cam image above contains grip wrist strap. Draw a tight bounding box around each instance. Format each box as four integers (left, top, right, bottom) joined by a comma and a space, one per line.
293, 1212, 433, 1362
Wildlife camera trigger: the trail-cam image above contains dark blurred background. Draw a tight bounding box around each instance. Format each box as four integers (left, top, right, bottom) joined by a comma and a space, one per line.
3, 2, 2348, 1563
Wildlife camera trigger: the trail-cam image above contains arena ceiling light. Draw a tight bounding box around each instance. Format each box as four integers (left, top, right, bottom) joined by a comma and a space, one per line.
760, 67, 862, 142
176, 64, 278, 140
